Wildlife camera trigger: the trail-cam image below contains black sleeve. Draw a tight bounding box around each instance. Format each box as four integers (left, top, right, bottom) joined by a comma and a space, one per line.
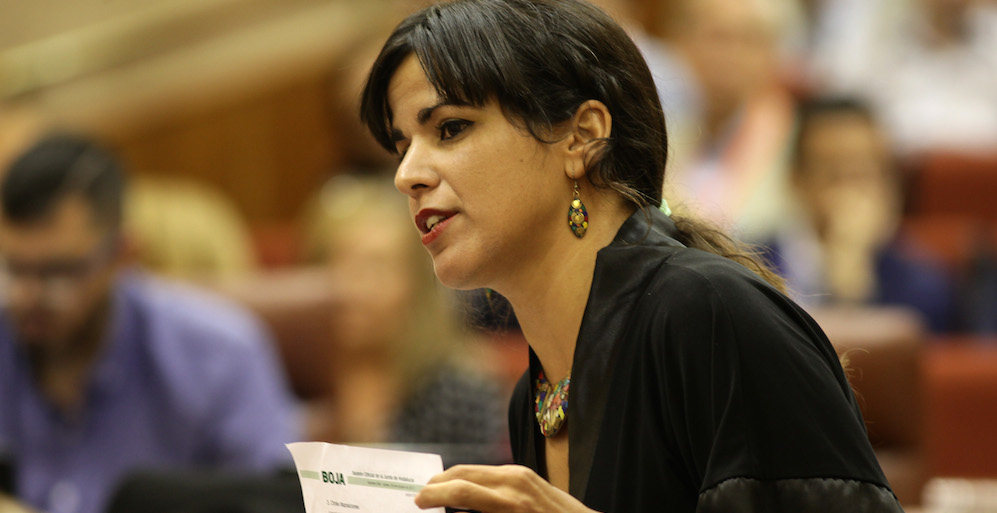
697, 477, 903, 512
646, 261, 903, 512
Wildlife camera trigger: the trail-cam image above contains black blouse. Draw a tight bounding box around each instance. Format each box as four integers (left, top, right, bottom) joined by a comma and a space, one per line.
509, 207, 903, 512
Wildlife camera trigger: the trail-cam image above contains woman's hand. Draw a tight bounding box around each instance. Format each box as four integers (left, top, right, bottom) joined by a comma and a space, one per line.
414, 464, 598, 513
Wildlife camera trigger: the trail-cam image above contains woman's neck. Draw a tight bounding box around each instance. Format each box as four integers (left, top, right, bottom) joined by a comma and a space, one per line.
498, 194, 634, 383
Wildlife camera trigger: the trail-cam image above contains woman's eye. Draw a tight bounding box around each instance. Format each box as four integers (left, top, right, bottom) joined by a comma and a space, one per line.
439, 119, 472, 141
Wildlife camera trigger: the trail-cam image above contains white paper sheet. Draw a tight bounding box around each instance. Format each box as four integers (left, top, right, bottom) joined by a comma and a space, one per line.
287, 442, 445, 513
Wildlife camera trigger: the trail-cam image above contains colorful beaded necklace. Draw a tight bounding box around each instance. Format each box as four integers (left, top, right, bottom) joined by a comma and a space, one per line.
534, 369, 570, 437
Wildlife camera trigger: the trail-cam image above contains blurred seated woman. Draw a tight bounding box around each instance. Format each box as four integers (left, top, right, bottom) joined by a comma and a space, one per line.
300, 174, 507, 462
762, 96, 955, 332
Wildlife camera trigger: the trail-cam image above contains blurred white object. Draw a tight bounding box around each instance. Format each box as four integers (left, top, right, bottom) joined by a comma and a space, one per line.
923, 478, 997, 513
809, 0, 997, 154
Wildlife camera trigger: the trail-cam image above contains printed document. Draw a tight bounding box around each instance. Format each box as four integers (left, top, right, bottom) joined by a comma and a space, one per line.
287, 442, 444, 513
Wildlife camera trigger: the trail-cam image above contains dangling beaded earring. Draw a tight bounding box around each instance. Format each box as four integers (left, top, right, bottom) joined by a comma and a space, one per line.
568, 180, 589, 238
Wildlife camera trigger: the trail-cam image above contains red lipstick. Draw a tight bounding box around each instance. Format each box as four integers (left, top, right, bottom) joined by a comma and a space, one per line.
415, 209, 457, 246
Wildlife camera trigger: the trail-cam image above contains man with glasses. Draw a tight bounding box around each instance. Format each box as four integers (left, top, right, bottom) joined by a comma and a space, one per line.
0, 133, 301, 513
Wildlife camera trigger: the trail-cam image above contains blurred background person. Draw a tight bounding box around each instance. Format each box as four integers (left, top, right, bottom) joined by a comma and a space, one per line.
299, 174, 508, 465
665, 0, 802, 242
761, 97, 956, 332
0, 133, 301, 513
125, 174, 257, 282
806, 0, 997, 155
590, 0, 702, 168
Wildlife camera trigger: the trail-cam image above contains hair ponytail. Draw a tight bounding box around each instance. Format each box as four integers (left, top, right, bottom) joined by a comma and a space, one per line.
670, 214, 787, 293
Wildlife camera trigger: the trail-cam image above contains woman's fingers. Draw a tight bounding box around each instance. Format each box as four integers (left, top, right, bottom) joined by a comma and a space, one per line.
415, 478, 510, 512
427, 464, 539, 488
415, 464, 593, 513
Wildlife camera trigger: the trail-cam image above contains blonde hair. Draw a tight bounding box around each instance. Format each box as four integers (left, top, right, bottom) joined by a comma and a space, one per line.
126, 175, 256, 280
300, 173, 466, 388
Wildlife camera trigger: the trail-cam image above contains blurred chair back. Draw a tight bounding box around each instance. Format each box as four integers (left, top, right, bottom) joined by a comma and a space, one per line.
908, 152, 997, 222
924, 337, 997, 479
809, 306, 926, 506
210, 267, 337, 400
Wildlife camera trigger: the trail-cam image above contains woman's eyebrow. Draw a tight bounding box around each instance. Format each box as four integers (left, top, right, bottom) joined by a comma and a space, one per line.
391, 99, 468, 143
417, 100, 452, 125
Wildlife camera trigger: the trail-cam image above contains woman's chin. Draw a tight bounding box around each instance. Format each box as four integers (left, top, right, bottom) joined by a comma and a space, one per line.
431, 258, 486, 291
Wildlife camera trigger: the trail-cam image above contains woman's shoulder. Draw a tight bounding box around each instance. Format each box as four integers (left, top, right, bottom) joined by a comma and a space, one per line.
643, 245, 785, 310
623, 245, 830, 362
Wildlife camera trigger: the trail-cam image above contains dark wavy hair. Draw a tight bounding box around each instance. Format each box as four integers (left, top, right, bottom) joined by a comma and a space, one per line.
360, 0, 785, 290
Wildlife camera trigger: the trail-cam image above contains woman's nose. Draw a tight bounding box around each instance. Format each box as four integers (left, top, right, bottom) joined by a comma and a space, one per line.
394, 142, 439, 197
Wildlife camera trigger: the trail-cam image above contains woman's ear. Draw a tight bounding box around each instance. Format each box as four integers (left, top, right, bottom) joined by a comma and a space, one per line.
563, 100, 612, 180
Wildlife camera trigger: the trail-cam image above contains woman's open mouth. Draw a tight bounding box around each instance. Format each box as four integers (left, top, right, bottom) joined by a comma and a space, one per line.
415, 209, 457, 245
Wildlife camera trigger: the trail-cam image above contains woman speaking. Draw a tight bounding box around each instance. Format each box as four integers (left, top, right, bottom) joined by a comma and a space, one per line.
359, 0, 903, 511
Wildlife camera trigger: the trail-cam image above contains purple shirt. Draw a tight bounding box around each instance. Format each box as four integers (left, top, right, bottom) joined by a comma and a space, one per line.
0, 272, 301, 513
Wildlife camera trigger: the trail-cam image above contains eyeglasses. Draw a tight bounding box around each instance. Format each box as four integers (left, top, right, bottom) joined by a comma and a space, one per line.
0, 236, 120, 309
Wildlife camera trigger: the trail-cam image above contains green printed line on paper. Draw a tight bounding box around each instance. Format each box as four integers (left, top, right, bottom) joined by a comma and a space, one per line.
346, 476, 425, 493
300, 470, 322, 481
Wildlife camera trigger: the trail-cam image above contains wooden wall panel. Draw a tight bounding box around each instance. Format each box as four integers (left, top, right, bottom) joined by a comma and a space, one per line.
2, 0, 397, 227
113, 74, 342, 225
